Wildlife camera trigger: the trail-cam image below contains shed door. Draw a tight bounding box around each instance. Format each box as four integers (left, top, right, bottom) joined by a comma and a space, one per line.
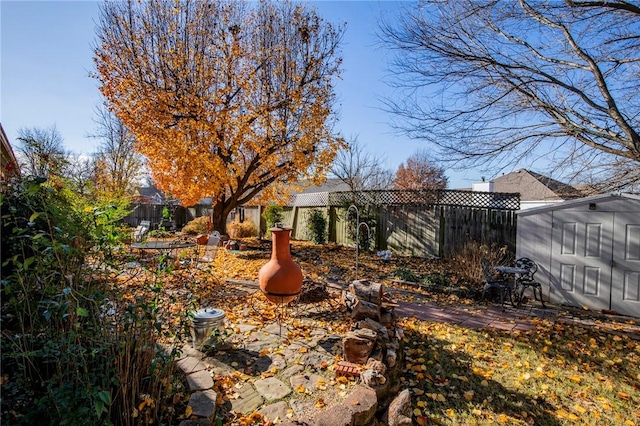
550, 212, 613, 311
611, 212, 640, 317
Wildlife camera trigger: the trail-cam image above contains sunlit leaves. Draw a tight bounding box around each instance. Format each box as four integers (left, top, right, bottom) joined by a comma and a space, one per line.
108, 239, 639, 426
396, 310, 639, 426
94, 0, 345, 222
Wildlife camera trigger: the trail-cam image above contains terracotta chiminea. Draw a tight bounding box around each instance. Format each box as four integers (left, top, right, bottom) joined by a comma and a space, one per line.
258, 225, 303, 304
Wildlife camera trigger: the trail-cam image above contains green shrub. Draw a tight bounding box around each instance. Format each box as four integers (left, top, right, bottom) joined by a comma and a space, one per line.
228, 219, 258, 238
343, 204, 376, 252
306, 209, 327, 244
262, 204, 283, 229
391, 268, 419, 283
0, 176, 184, 425
422, 272, 450, 289
182, 216, 210, 235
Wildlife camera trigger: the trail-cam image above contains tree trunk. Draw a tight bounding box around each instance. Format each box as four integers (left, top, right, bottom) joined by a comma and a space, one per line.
212, 201, 232, 235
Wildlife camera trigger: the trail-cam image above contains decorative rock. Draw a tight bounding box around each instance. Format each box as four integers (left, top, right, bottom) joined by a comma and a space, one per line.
386, 349, 397, 368
357, 318, 390, 343
383, 388, 412, 426
343, 329, 376, 364
311, 403, 353, 426
365, 358, 386, 376
344, 385, 377, 425
254, 377, 292, 401
361, 368, 386, 388
188, 389, 217, 419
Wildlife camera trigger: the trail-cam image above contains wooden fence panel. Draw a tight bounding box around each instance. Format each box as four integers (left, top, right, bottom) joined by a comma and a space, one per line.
438, 206, 516, 257
122, 204, 199, 229
383, 205, 439, 257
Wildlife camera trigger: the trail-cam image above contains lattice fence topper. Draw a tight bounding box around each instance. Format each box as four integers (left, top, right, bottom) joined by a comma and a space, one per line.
292, 189, 519, 210
293, 192, 329, 207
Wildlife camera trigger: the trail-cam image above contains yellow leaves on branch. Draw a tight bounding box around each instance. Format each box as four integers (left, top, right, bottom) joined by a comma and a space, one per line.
94, 0, 345, 208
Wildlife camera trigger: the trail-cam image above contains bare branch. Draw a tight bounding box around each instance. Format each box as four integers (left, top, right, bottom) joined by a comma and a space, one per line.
379, 0, 640, 189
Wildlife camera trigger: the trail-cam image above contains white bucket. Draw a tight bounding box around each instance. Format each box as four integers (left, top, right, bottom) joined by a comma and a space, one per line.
190, 307, 225, 349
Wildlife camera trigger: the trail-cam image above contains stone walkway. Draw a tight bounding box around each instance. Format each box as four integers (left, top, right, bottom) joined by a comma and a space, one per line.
175, 286, 639, 425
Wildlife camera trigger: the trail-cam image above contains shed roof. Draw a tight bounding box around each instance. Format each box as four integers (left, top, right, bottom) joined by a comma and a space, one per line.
516, 192, 640, 216
493, 169, 584, 201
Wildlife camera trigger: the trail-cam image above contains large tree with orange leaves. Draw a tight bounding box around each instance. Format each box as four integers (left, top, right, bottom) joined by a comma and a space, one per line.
93, 0, 344, 233
394, 150, 448, 190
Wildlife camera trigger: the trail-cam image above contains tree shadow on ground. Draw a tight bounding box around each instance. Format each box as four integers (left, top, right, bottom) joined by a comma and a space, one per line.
401, 325, 562, 425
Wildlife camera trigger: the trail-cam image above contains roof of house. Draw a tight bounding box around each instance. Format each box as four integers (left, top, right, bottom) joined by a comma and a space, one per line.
135, 185, 180, 204
492, 169, 584, 201
297, 178, 351, 194
1, 123, 20, 178
516, 192, 640, 216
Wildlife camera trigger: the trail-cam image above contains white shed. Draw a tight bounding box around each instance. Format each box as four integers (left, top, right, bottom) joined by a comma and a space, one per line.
516, 193, 640, 317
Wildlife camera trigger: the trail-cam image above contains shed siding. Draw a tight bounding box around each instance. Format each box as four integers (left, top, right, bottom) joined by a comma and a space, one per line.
516, 194, 640, 317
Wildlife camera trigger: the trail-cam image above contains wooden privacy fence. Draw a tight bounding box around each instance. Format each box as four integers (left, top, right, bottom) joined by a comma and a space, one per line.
121, 204, 212, 230
121, 188, 518, 258
281, 189, 518, 258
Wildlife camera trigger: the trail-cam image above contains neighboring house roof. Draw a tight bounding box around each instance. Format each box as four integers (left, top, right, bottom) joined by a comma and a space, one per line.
492, 169, 584, 202
1, 123, 20, 179
297, 178, 351, 194
134, 185, 180, 205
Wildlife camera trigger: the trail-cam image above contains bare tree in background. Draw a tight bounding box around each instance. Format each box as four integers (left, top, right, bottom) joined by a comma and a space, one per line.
66, 155, 96, 196
16, 125, 69, 178
379, 1, 640, 191
330, 137, 393, 192
90, 106, 145, 200
394, 150, 448, 190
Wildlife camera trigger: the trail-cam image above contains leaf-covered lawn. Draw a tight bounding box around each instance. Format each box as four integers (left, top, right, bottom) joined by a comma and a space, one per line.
117, 239, 639, 425
399, 318, 639, 425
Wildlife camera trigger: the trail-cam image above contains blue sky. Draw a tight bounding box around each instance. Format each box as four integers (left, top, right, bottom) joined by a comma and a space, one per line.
1, 0, 482, 188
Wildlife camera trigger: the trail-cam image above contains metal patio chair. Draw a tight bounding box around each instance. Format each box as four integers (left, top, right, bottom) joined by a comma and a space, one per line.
512, 257, 546, 308
480, 258, 514, 309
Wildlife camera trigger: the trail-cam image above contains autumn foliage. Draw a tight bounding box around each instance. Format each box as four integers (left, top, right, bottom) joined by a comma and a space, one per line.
394, 150, 448, 190
94, 0, 345, 233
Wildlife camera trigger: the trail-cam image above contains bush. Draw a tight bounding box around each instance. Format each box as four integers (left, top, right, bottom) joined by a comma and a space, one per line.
306, 209, 327, 244
451, 241, 512, 286
227, 219, 258, 238
343, 204, 376, 252
262, 204, 283, 229
182, 216, 210, 235
0, 176, 185, 425
391, 268, 420, 283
